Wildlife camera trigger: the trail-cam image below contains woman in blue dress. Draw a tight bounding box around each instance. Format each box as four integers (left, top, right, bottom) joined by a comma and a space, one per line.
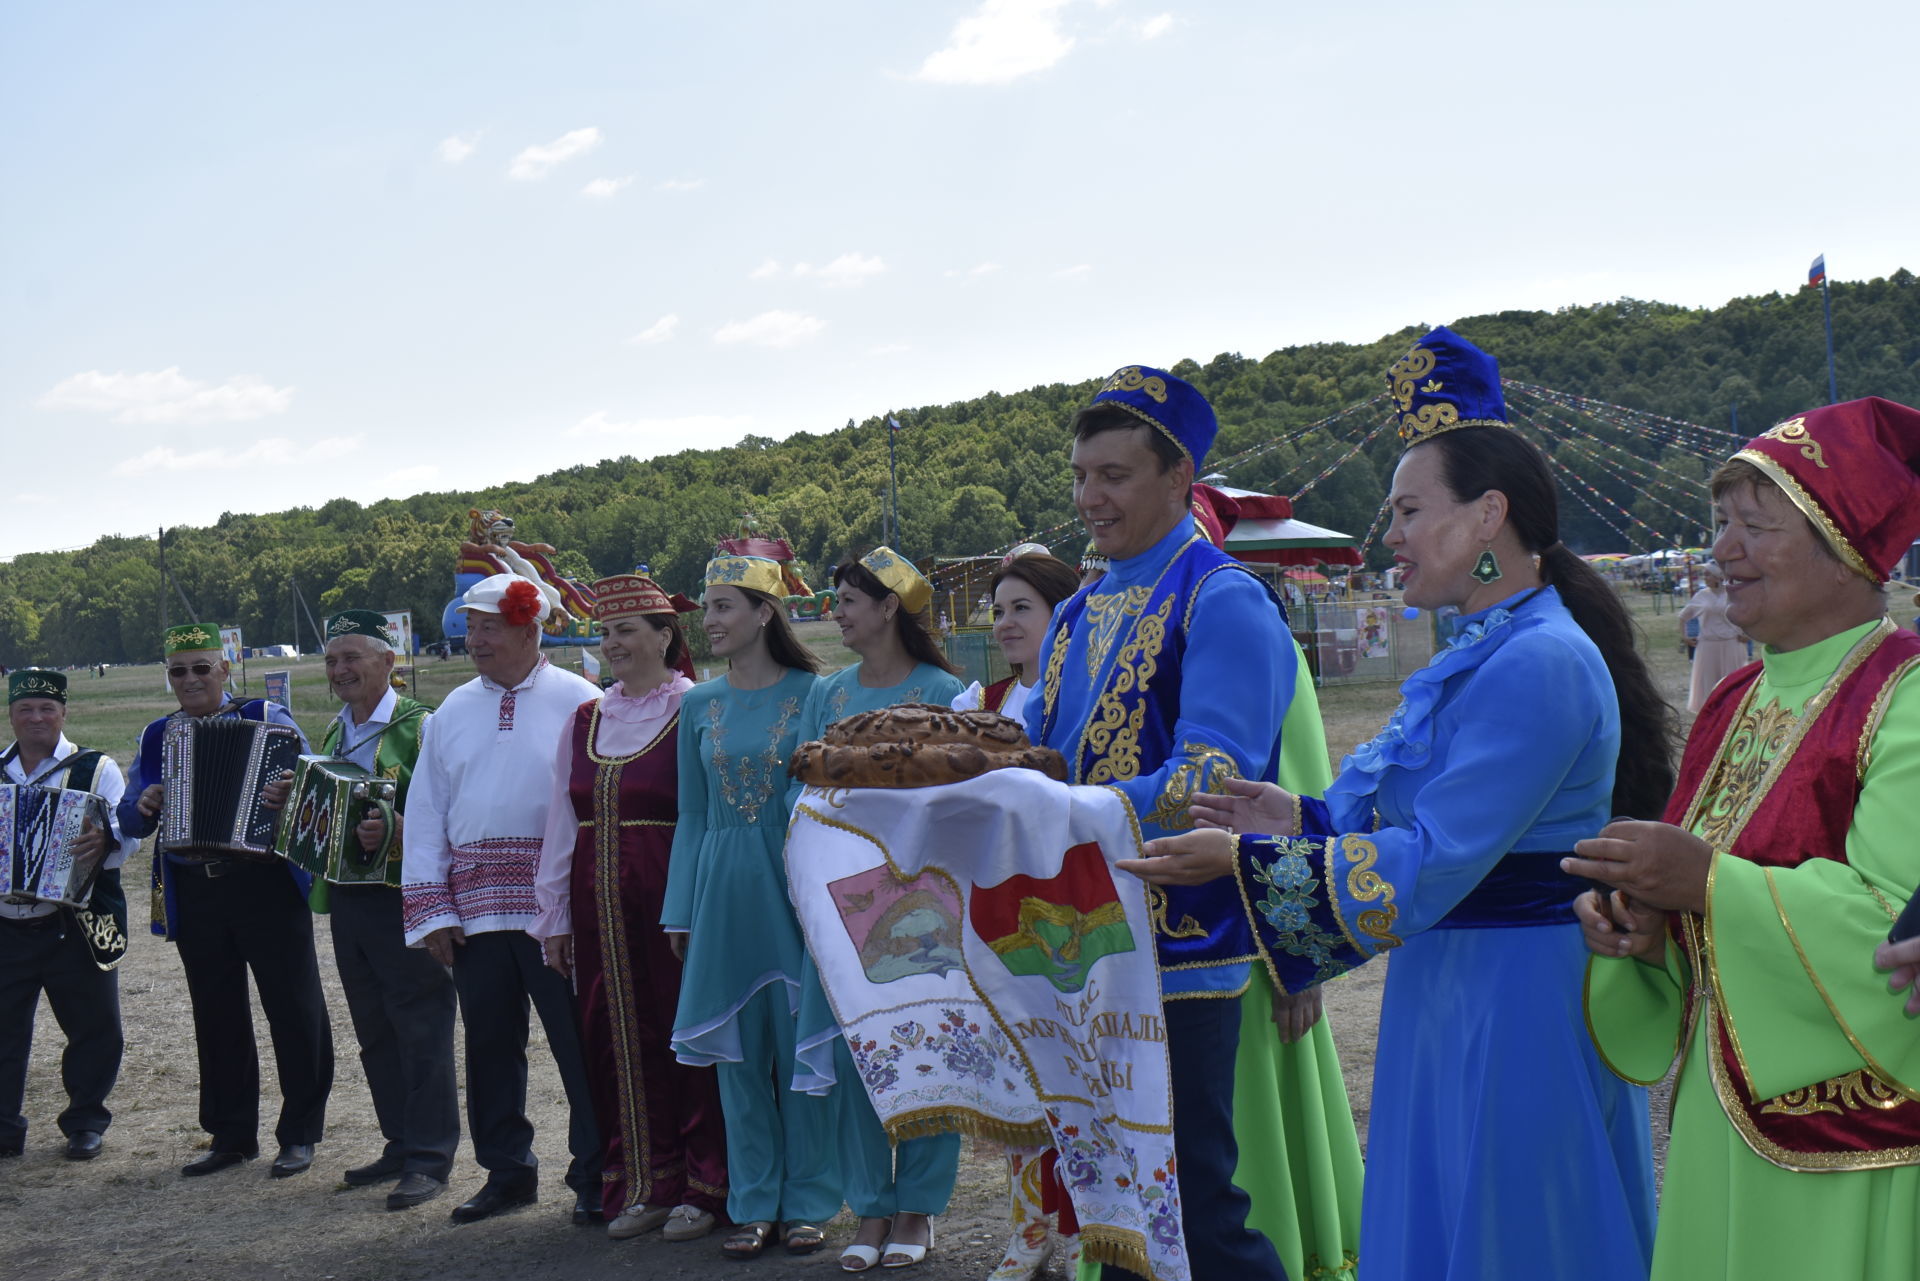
786, 547, 965, 1273
663, 554, 831, 1260
1121, 329, 1673, 1281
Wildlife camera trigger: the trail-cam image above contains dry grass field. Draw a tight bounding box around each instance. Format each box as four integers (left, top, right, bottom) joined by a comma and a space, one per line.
4, 592, 1698, 1279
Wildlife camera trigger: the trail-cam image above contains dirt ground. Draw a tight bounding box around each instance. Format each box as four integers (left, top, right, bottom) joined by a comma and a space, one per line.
3, 594, 1692, 1280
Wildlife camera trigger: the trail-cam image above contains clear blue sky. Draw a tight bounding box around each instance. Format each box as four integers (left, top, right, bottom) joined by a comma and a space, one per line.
5, 0, 1915, 558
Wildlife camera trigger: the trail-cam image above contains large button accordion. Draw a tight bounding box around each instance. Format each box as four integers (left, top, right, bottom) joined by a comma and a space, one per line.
273, 756, 399, 885
160, 717, 304, 859
1, 783, 112, 908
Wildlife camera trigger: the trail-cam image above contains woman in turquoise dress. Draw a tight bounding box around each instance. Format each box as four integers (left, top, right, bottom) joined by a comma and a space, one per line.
786, 546, 965, 1273
1123, 330, 1673, 1281
662, 554, 830, 1260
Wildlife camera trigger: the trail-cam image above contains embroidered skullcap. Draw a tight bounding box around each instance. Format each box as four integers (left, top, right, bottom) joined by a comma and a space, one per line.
1387, 326, 1511, 447
163, 623, 222, 655
1087, 365, 1217, 465
8, 668, 66, 704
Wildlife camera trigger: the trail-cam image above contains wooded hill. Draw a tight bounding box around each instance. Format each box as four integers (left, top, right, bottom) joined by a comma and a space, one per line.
6, 271, 1916, 666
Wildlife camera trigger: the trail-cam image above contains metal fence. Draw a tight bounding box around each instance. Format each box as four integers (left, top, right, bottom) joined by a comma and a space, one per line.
944, 627, 1011, 691
1288, 598, 1435, 688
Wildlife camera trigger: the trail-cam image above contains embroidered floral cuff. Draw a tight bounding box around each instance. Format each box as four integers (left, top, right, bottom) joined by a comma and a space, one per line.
1234, 831, 1403, 993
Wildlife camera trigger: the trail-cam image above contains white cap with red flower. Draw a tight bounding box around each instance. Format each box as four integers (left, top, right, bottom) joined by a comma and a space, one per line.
457, 572, 552, 625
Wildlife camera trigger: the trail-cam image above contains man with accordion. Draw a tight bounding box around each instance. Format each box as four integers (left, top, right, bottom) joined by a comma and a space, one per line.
1, 668, 136, 1161
118, 623, 334, 1179
264, 610, 456, 1210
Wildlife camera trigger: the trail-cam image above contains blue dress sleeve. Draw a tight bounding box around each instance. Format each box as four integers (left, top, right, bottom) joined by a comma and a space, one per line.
1237, 628, 1608, 991
117, 718, 167, 839
784, 675, 831, 811
662, 690, 710, 933
1112, 571, 1294, 835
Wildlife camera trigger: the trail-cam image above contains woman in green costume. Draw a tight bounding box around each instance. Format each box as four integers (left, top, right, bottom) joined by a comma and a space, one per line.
1569, 397, 1920, 1281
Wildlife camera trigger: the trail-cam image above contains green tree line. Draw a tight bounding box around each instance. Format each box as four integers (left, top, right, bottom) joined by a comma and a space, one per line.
4, 271, 1915, 667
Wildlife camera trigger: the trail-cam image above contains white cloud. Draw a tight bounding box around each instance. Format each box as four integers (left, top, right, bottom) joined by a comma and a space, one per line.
437, 132, 479, 164
629, 314, 681, 344
712, 310, 825, 348
38, 367, 294, 424
656, 177, 705, 192
508, 127, 602, 181
748, 258, 782, 280
916, 0, 1074, 86
793, 252, 887, 288
945, 261, 1003, 278
581, 175, 635, 198
567, 411, 753, 439
112, 435, 361, 478
868, 342, 913, 357
1138, 13, 1174, 38
1053, 263, 1093, 278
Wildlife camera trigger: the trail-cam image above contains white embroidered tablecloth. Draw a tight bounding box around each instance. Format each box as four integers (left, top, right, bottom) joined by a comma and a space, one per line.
787, 769, 1188, 1280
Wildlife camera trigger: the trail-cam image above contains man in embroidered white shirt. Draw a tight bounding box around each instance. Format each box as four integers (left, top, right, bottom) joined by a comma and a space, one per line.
401, 573, 603, 1226
0, 669, 136, 1161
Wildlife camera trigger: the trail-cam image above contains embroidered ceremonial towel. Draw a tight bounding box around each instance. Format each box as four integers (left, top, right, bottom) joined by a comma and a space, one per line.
787, 769, 1188, 1281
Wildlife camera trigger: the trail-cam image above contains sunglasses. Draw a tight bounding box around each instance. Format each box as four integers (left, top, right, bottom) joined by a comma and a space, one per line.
167, 662, 217, 679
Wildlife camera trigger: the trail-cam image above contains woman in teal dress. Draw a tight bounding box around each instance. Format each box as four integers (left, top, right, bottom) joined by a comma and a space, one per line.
787, 546, 965, 1273
663, 554, 829, 1260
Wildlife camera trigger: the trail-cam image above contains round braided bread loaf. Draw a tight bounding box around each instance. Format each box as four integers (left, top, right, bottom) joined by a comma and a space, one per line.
787, 703, 1067, 789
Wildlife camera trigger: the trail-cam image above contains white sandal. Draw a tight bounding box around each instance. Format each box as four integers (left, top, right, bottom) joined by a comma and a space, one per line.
882, 1218, 933, 1268
841, 1216, 892, 1273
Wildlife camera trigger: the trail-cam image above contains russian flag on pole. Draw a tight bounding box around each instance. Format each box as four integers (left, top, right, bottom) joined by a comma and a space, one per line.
887, 414, 904, 432
1808, 254, 1827, 288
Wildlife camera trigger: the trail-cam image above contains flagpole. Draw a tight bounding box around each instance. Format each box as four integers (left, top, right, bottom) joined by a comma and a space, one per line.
887, 414, 901, 552
1821, 276, 1838, 403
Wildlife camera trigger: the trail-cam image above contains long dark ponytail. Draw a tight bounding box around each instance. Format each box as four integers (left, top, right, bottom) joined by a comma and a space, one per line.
1426, 428, 1677, 820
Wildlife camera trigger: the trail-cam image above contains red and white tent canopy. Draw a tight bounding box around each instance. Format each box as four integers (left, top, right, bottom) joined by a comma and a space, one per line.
1196, 482, 1363, 568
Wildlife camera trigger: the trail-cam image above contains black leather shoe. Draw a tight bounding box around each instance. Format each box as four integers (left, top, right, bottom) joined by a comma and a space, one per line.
65, 1131, 103, 1160
572, 1192, 604, 1225
182, 1149, 256, 1177
269, 1144, 315, 1178
450, 1181, 537, 1224
343, 1154, 405, 1187
386, 1172, 448, 1210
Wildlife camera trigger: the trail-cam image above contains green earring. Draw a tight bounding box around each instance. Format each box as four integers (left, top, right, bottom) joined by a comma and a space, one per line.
1471, 546, 1503, 585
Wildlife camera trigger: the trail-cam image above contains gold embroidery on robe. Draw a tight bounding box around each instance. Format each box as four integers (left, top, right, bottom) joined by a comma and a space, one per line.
1143, 744, 1240, 830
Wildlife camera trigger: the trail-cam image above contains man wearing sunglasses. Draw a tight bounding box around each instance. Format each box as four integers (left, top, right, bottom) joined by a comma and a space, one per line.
117, 623, 333, 1180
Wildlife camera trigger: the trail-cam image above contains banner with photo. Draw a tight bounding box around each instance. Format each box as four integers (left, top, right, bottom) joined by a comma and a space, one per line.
787, 771, 1188, 1281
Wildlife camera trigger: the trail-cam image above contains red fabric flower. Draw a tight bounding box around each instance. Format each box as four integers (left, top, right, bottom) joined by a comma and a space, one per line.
499, 579, 544, 626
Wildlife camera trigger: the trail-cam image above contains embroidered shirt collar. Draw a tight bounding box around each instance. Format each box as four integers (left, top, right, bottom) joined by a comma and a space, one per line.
479, 654, 548, 694
1106, 513, 1199, 587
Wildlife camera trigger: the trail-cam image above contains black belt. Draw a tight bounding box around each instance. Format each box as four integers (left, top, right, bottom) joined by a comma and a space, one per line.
171, 858, 250, 878
0, 910, 65, 930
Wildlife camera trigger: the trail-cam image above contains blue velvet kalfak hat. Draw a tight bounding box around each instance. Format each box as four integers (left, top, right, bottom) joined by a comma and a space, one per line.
1387, 326, 1510, 447
1088, 365, 1217, 465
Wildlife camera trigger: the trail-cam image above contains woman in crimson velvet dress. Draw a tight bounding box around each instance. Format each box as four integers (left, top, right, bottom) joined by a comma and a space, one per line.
531, 574, 727, 1242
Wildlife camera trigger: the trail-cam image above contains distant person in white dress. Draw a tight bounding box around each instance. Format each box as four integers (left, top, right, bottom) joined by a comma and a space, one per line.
1678, 568, 1745, 713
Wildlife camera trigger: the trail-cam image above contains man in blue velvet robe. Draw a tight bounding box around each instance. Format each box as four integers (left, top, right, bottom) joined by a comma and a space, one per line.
1026, 366, 1302, 1281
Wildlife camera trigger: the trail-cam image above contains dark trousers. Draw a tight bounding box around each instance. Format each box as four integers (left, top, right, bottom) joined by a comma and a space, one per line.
449, 929, 601, 1196
1106, 996, 1288, 1281
172, 859, 334, 1151
0, 914, 122, 1146
331, 884, 458, 1180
